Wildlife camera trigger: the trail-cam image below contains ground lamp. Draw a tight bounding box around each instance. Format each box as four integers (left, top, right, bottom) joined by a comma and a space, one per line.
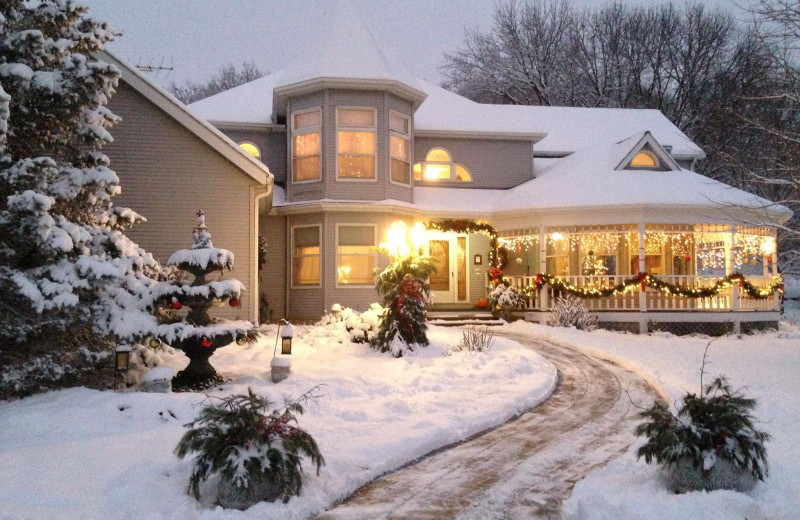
281, 322, 294, 355
271, 319, 294, 383
114, 344, 132, 390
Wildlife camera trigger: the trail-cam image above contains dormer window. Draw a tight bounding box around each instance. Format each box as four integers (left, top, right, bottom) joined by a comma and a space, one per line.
630, 152, 658, 168
413, 148, 472, 182
238, 141, 261, 158
337, 107, 376, 180
292, 108, 321, 182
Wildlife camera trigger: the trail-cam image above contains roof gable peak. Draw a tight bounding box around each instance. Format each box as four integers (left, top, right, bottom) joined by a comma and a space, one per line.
614, 131, 681, 172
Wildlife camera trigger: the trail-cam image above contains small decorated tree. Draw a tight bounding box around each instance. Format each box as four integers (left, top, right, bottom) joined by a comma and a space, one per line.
371, 222, 435, 357
152, 211, 256, 389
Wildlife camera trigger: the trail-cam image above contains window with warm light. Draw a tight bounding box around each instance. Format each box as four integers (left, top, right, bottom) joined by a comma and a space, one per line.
292, 226, 321, 286
292, 108, 321, 182
239, 142, 260, 158
630, 151, 658, 168
337, 225, 376, 285
338, 108, 376, 180
390, 111, 410, 184
413, 148, 472, 182
546, 233, 570, 276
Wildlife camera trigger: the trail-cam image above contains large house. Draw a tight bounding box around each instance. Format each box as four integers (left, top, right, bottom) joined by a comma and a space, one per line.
104, 9, 790, 334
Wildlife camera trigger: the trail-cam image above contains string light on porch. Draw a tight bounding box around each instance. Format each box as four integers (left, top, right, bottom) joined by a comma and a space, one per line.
498, 235, 539, 253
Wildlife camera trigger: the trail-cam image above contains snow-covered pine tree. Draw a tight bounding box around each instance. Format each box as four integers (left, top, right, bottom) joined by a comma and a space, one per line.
371, 254, 435, 357
152, 211, 256, 389
0, 1, 159, 348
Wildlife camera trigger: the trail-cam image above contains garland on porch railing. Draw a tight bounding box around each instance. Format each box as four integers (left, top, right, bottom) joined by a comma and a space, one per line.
425, 220, 500, 267
519, 273, 784, 300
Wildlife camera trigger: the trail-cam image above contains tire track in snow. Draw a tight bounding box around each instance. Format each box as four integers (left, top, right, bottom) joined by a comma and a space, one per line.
316, 332, 660, 520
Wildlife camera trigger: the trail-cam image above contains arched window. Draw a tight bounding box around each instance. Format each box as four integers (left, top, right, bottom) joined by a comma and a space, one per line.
630, 152, 657, 168
239, 141, 261, 158
413, 148, 473, 182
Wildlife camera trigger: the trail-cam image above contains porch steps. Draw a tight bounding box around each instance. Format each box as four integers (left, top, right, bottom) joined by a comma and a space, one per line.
427, 311, 505, 327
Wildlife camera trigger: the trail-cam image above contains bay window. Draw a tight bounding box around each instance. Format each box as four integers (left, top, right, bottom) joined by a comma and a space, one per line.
292, 226, 321, 286
337, 108, 376, 179
292, 108, 321, 182
390, 111, 410, 184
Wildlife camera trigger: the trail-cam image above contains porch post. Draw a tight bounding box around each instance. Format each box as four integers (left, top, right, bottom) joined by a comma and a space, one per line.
729, 225, 741, 333
638, 222, 647, 333
539, 228, 548, 324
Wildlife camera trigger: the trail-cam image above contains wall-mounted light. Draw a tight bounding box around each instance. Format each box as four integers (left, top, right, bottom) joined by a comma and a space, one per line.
474, 254, 482, 265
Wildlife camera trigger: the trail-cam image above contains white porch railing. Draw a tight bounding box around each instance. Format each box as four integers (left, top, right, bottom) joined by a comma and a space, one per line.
511, 275, 780, 312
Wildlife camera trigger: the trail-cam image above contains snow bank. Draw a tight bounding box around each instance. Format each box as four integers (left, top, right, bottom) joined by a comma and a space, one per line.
502, 318, 800, 520
0, 324, 556, 520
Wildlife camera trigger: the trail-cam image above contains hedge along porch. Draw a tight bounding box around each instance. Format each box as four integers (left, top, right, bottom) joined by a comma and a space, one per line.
495, 223, 782, 334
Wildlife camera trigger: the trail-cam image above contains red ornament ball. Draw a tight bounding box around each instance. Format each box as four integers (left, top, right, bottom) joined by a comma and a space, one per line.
229, 298, 240, 307
171, 300, 183, 310
201, 337, 212, 348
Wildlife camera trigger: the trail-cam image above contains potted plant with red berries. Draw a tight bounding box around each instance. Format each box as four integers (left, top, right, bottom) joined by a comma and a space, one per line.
175, 387, 325, 509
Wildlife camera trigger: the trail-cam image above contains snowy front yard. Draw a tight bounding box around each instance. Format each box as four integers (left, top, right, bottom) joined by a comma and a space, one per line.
0, 325, 556, 520
514, 303, 800, 520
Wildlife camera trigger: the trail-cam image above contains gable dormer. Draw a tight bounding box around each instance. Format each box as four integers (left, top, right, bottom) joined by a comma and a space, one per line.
616, 132, 681, 172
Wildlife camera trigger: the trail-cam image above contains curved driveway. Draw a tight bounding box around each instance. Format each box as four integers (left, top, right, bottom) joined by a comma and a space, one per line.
317, 331, 660, 520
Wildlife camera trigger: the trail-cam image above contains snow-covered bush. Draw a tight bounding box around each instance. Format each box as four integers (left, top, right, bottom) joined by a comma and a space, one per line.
488, 283, 524, 319
122, 341, 176, 387
547, 294, 599, 330
317, 303, 385, 344
175, 387, 325, 508
636, 375, 770, 493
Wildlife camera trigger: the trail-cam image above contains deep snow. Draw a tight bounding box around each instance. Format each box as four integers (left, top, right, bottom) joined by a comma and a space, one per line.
0, 325, 556, 520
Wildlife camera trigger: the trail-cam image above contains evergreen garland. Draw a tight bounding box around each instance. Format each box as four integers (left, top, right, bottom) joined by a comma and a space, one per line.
175, 387, 325, 505
520, 273, 783, 300
425, 219, 500, 267
371, 254, 436, 356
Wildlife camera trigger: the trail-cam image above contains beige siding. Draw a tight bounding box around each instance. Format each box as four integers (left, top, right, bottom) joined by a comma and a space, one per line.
414, 137, 534, 189
106, 81, 260, 321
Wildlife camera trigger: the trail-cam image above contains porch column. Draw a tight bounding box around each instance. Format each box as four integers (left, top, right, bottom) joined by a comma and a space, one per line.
638, 222, 647, 333
728, 225, 741, 333
539, 228, 548, 324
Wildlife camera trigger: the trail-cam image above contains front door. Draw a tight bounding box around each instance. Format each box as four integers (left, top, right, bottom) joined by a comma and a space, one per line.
426, 233, 468, 304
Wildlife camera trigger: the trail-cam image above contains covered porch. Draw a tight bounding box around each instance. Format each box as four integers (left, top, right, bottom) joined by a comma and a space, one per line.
498, 223, 782, 333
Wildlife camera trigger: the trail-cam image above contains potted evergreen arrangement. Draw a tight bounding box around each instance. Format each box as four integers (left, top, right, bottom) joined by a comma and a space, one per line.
175, 387, 325, 509
635, 347, 770, 493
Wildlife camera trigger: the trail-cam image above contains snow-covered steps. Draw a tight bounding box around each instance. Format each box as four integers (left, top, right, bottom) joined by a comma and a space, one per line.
427, 311, 505, 327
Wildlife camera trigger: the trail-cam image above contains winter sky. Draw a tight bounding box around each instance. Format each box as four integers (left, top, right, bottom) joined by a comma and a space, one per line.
87, 0, 759, 89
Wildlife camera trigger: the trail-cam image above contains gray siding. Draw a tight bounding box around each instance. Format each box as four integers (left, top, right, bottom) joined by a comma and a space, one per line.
106, 81, 260, 321
414, 137, 534, 189
468, 233, 490, 302
259, 215, 287, 322
218, 128, 287, 184
285, 212, 326, 321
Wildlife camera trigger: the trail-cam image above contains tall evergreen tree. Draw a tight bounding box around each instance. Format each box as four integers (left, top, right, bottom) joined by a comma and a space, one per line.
0, 0, 159, 346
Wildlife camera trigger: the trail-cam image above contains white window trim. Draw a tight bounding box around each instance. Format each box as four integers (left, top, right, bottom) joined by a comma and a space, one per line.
336, 106, 378, 183
238, 140, 261, 158
389, 110, 411, 187
335, 223, 377, 288
291, 224, 322, 289
291, 107, 322, 185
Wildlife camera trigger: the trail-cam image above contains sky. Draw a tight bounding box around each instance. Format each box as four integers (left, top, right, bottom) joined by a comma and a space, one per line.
86, 0, 758, 89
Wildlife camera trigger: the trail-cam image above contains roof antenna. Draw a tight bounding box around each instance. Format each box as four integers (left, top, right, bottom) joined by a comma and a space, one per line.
135, 56, 174, 78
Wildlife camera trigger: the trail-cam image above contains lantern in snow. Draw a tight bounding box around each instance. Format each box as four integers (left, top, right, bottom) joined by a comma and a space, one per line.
115, 344, 131, 372
331, 303, 342, 320
281, 322, 294, 355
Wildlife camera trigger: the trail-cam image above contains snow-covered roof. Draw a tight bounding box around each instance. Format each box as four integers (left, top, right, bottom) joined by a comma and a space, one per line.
410, 80, 703, 158
190, 71, 282, 125
271, 133, 790, 225
275, 3, 417, 93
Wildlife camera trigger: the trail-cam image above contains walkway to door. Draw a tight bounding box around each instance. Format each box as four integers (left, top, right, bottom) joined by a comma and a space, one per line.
316, 331, 660, 519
